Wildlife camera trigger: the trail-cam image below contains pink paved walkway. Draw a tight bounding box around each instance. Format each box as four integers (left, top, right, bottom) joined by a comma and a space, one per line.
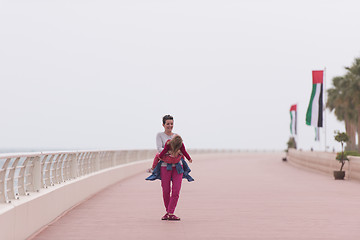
30, 153, 360, 240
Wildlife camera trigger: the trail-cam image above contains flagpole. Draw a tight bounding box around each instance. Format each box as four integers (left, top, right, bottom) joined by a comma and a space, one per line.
324, 67, 327, 152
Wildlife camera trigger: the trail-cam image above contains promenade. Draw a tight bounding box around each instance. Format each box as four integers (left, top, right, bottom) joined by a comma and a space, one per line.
30, 153, 360, 240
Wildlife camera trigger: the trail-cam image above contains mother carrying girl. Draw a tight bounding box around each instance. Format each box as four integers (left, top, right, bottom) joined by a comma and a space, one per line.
146, 115, 194, 221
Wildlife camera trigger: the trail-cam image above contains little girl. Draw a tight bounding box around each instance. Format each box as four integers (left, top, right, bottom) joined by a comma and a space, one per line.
151, 134, 192, 169
148, 135, 193, 221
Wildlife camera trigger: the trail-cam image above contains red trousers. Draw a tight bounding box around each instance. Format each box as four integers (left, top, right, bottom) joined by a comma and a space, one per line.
160, 166, 183, 214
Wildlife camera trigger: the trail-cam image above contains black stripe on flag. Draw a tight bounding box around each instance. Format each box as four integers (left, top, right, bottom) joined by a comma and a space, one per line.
317, 84, 323, 127
295, 111, 297, 134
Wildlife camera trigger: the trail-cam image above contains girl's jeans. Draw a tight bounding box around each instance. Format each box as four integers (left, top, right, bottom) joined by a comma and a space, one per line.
160, 166, 183, 214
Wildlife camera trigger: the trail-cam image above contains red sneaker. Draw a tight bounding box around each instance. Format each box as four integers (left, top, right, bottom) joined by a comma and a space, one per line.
167, 214, 181, 221
161, 213, 169, 220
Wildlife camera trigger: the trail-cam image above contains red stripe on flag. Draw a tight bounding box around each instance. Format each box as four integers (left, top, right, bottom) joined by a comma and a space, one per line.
312, 70, 324, 84
290, 104, 297, 111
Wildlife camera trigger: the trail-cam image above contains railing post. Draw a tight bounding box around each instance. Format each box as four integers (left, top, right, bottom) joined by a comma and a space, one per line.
112, 152, 117, 167
33, 156, 41, 192
0, 158, 11, 203
70, 153, 78, 179
95, 152, 101, 171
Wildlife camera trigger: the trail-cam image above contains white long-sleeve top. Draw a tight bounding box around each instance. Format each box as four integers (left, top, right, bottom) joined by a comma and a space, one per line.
156, 132, 175, 153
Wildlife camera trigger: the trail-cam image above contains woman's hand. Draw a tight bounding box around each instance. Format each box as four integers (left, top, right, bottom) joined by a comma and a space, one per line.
188, 159, 193, 163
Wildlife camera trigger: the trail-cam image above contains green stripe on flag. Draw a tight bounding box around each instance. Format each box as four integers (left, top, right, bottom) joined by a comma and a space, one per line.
290, 112, 293, 134
306, 84, 317, 125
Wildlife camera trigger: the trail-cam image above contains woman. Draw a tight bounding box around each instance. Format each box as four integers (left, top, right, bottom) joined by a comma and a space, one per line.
156, 114, 175, 155
146, 115, 194, 221
147, 115, 176, 170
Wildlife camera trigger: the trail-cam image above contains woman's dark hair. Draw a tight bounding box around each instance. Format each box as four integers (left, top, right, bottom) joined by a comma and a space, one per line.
162, 115, 173, 124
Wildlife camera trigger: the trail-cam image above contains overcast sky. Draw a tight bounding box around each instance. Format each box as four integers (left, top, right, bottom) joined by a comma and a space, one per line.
1, 0, 359, 152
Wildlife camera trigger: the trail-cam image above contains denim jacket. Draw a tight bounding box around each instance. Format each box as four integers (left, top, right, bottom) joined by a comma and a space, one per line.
145, 158, 194, 182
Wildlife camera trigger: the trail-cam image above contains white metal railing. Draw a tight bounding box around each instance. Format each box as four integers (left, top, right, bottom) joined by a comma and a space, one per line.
0, 148, 236, 204
0, 150, 158, 203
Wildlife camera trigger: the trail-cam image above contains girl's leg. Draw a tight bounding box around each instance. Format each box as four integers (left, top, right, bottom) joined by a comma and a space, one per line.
167, 167, 183, 214
160, 166, 172, 212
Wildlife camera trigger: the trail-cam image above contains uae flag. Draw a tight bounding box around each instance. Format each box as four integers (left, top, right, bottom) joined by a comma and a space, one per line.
290, 104, 297, 135
306, 70, 323, 127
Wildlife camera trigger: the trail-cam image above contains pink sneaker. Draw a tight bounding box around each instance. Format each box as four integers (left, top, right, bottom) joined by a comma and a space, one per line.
168, 214, 181, 221
161, 213, 169, 220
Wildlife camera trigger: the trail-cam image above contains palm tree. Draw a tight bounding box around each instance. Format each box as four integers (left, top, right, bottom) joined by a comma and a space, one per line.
327, 76, 357, 150
346, 58, 360, 151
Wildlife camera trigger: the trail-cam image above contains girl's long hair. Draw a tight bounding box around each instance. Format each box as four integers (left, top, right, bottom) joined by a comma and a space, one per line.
168, 135, 183, 156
